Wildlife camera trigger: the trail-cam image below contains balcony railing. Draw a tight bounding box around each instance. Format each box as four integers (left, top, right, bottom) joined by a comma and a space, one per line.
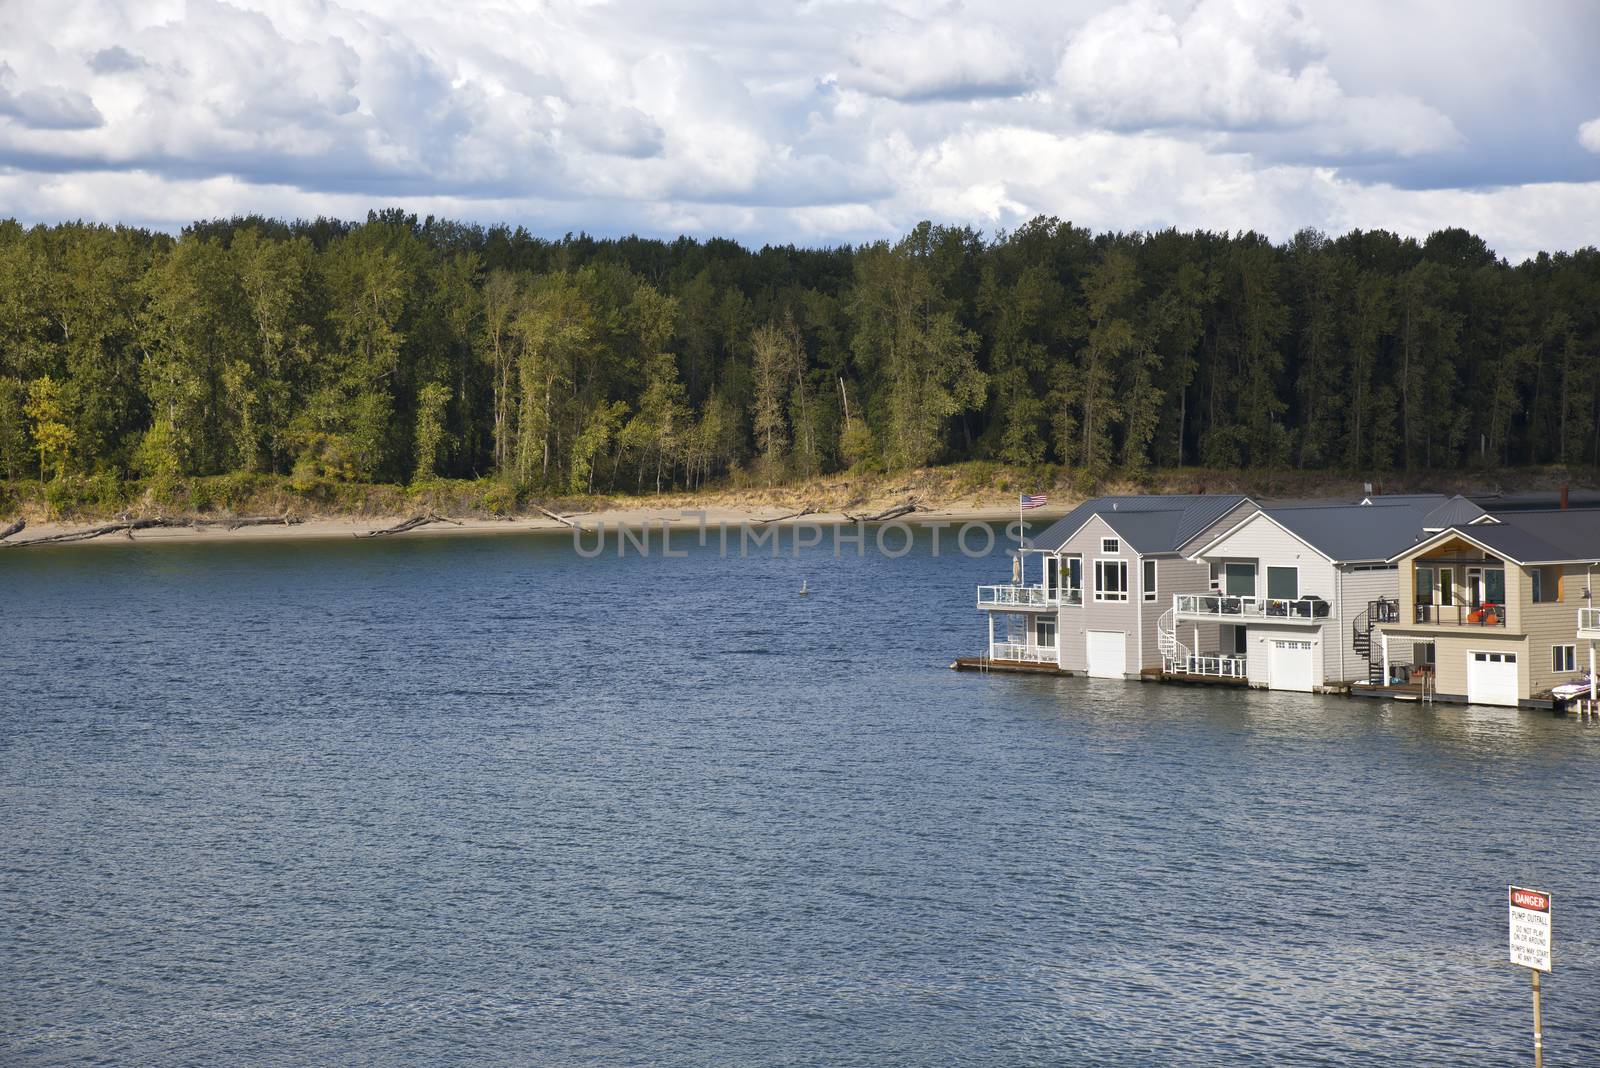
989, 642, 1059, 664
1581, 608, 1600, 636
1165, 653, 1247, 678
977, 584, 1067, 608
1173, 593, 1330, 621
1411, 602, 1506, 627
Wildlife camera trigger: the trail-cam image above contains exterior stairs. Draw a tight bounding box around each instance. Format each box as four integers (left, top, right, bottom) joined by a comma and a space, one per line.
1157, 607, 1188, 673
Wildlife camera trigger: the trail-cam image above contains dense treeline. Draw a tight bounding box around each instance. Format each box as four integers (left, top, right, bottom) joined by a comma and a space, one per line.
1, 210, 1597, 497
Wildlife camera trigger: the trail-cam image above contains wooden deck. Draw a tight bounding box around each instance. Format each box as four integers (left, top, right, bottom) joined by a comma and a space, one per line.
951, 657, 1072, 676
1139, 666, 1248, 688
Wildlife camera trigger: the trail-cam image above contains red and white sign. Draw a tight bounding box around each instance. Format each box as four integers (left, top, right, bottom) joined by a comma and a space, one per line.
1509, 885, 1552, 972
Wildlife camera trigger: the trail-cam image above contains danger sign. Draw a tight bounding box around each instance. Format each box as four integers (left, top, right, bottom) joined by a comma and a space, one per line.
1509, 885, 1552, 972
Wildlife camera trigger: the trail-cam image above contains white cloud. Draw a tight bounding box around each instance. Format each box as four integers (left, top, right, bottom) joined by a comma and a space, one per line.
0, 62, 103, 129
842, 20, 1035, 101
0, 0, 1594, 262
1580, 116, 1600, 154
1054, 0, 1460, 158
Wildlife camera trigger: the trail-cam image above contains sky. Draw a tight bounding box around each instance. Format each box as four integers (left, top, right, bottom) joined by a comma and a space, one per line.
1, 0, 1598, 261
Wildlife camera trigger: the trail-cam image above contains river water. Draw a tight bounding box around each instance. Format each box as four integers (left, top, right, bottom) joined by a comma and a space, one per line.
3, 526, 1598, 1066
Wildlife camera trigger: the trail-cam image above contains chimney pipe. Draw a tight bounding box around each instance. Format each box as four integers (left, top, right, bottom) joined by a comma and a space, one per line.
1561, 485, 1569, 510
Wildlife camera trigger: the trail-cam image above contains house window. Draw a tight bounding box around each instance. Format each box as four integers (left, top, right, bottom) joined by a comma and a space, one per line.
1095, 559, 1128, 602
1438, 567, 1454, 606
1532, 568, 1560, 604
1036, 616, 1057, 648
1553, 645, 1576, 673
1209, 562, 1222, 590
1064, 556, 1083, 602
1143, 559, 1157, 601
1414, 567, 1433, 604
1102, 537, 1120, 554
1266, 566, 1299, 600
1223, 562, 1257, 598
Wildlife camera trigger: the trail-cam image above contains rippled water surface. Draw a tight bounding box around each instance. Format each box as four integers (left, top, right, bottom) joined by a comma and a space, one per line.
4, 528, 1599, 1066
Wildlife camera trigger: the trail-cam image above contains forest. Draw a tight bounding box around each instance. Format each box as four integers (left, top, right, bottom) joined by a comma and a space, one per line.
1, 210, 1597, 504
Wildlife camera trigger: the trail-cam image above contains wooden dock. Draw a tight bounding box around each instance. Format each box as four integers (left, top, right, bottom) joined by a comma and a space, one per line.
1139, 666, 1248, 688
951, 657, 1072, 677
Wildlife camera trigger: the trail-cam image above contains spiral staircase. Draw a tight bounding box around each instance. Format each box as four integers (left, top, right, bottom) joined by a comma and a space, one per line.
1157, 607, 1187, 674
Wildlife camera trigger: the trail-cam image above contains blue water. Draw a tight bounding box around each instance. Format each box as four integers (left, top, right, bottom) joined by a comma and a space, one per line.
3, 527, 1598, 1066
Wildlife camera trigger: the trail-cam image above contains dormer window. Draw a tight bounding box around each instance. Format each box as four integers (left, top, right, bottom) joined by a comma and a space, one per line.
1101, 538, 1119, 554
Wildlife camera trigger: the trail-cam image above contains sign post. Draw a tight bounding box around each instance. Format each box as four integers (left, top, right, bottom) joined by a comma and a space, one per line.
1509, 886, 1552, 1067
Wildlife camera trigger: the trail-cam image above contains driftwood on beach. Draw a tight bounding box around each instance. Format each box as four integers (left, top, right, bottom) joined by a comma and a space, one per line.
0, 518, 23, 541
354, 513, 463, 538
531, 504, 580, 529
3, 514, 301, 548
843, 500, 919, 522
754, 505, 816, 524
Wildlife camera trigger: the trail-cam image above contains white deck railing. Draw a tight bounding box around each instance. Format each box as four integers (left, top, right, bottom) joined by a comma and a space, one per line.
1165, 653, 1247, 678
978, 584, 1058, 608
1173, 593, 1330, 621
989, 642, 1059, 663
1581, 608, 1600, 635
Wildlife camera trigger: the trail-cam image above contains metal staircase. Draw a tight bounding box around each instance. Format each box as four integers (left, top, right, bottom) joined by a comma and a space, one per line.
1356, 598, 1399, 685
1157, 607, 1188, 673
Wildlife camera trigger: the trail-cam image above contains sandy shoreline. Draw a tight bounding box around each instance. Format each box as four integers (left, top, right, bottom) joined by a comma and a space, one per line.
1, 504, 1057, 550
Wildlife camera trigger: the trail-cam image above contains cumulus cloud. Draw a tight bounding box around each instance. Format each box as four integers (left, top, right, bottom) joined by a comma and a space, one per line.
86, 46, 148, 75
1055, 0, 1460, 157
842, 20, 1035, 101
1580, 117, 1600, 154
0, 0, 1593, 262
0, 62, 103, 129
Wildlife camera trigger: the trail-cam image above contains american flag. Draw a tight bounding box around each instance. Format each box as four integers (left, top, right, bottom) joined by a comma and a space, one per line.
1019, 493, 1048, 510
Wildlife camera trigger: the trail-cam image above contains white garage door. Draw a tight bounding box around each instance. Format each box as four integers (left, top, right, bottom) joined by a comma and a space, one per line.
1268, 640, 1316, 692
1086, 630, 1127, 679
1467, 651, 1519, 707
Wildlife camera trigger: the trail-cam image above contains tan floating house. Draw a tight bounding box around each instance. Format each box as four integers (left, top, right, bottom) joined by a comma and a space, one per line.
1376, 510, 1600, 707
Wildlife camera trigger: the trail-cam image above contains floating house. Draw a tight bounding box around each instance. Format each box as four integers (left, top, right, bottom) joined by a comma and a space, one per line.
1170, 495, 1452, 692
976, 495, 1253, 677
1373, 509, 1600, 707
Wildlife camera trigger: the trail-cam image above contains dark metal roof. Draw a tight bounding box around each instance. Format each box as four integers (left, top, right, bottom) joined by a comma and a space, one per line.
1422, 495, 1490, 529
1470, 490, 1600, 513
1262, 496, 1448, 562
1028, 494, 1251, 555
1427, 511, 1600, 564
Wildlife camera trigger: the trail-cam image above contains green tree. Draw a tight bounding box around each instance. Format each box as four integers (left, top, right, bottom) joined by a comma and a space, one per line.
413, 381, 452, 482
849, 224, 985, 468
749, 318, 801, 480
23, 375, 74, 480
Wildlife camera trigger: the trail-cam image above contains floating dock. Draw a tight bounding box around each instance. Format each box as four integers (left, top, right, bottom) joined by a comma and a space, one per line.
1349, 681, 1555, 710
1139, 667, 1248, 688
951, 657, 1072, 677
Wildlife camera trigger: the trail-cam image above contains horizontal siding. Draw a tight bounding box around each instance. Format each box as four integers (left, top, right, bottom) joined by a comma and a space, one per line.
1181, 499, 1259, 555
1333, 566, 1399, 683
1196, 512, 1337, 686
1058, 514, 1140, 675
1521, 563, 1592, 693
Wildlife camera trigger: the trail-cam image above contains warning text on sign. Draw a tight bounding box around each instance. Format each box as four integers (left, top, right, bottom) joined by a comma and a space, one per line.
1509, 885, 1552, 973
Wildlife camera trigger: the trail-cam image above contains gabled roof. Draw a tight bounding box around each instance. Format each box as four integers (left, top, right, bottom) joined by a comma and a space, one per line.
1269, 497, 1448, 562
1028, 494, 1251, 555
1422, 494, 1491, 530
1387, 510, 1600, 565
1190, 495, 1448, 564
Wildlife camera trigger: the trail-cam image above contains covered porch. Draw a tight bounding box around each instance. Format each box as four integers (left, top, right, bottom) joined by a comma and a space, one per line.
984, 610, 1059, 666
